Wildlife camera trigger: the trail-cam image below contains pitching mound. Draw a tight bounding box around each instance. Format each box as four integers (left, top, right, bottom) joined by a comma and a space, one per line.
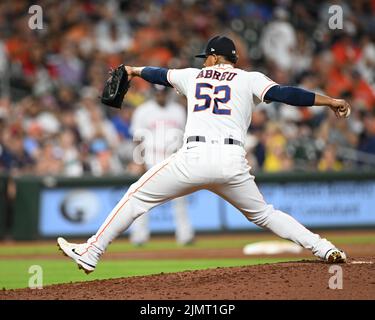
1, 257, 374, 300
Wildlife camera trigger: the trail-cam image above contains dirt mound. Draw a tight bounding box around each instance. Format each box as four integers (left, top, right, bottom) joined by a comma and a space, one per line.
1, 257, 374, 300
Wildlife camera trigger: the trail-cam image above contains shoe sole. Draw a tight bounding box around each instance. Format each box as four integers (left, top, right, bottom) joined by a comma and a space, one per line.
57, 242, 94, 275
327, 251, 347, 264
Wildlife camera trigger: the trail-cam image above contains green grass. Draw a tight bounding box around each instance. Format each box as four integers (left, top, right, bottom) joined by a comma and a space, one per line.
0, 239, 272, 256
0, 258, 298, 290
0, 233, 373, 256
0, 232, 373, 290
325, 235, 375, 245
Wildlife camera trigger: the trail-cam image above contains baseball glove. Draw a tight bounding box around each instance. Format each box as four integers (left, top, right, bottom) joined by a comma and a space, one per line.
100, 64, 130, 109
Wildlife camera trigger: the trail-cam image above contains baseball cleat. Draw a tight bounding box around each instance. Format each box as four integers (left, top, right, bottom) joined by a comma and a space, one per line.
57, 237, 102, 274
325, 249, 347, 264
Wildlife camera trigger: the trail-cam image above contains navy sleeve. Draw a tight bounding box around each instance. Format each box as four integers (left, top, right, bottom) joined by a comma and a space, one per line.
264, 85, 315, 106
140, 67, 173, 87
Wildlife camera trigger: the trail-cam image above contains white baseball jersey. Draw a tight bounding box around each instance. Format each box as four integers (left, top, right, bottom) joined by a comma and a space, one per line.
85, 63, 338, 264
167, 64, 278, 144
131, 99, 186, 168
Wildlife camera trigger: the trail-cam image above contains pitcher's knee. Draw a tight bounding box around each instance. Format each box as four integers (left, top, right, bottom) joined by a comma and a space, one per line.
124, 187, 164, 220
124, 197, 149, 220
244, 205, 275, 227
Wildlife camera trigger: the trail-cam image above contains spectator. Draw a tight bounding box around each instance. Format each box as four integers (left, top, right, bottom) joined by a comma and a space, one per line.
318, 144, 343, 171
0, 126, 34, 174
34, 139, 63, 175
351, 70, 375, 111
88, 143, 123, 176
110, 105, 133, 141
58, 129, 83, 177
356, 36, 375, 88
263, 122, 294, 172
0, 0, 374, 177
96, 21, 133, 55
317, 109, 358, 149
358, 112, 375, 156
52, 42, 84, 86
260, 7, 297, 71
111, 104, 136, 167
288, 123, 320, 171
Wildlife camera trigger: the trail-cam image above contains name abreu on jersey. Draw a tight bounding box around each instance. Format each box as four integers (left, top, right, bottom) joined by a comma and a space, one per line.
196, 69, 237, 82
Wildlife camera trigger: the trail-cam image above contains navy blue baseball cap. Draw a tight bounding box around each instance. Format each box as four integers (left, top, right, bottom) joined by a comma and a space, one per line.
195, 36, 237, 60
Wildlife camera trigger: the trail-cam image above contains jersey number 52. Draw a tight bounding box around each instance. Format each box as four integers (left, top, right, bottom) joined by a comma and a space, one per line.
194, 83, 231, 115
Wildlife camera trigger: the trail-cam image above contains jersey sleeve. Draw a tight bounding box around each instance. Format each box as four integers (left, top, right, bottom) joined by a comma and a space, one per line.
249, 72, 278, 102
167, 68, 197, 96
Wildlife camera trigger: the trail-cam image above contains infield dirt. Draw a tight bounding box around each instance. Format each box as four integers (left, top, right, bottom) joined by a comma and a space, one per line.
1, 257, 374, 300
1, 231, 375, 300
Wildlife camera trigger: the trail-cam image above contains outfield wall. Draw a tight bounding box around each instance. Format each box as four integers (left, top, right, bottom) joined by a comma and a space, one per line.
10, 171, 375, 240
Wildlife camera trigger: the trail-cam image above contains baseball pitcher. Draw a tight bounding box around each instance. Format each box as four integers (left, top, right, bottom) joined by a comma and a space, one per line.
58, 36, 350, 274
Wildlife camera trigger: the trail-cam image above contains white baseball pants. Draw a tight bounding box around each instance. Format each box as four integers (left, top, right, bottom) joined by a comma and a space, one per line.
130, 196, 195, 245
86, 141, 336, 259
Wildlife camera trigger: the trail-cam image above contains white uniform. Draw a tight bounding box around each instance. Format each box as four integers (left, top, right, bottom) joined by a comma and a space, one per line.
86, 63, 336, 259
129, 98, 194, 245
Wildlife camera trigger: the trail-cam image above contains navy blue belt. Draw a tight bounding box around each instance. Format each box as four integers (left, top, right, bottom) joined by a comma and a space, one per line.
186, 136, 243, 147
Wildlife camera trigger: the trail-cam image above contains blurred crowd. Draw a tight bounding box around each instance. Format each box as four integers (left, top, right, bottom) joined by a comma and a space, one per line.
0, 0, 375, 178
